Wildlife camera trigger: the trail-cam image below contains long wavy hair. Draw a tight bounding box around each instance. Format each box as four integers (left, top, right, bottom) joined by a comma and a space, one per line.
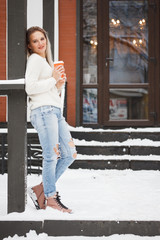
26, 26, 54, 68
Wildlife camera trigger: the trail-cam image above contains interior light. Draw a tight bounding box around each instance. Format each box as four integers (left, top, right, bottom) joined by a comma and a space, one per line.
133, 40, 136, 45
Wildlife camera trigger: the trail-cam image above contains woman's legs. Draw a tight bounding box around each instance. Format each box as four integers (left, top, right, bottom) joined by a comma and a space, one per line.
31, 106, 59, 198
30, 106, 77, 211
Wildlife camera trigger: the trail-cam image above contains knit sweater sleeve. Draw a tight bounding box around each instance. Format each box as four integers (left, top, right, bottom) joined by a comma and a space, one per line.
25, 54, 56, 95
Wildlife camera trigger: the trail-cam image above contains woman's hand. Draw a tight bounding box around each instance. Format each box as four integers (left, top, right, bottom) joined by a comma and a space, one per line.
55, 77, 66, 90
53, 65, 66, 90
52, 65, 65, 82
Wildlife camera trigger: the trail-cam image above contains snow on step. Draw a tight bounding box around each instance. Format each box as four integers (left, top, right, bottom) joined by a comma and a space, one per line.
69, 126, 160, 132
77, 154, 160, 161
74, 138, 160, 147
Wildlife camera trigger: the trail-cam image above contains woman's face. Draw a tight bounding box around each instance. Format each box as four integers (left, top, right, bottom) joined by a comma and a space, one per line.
28, 31, 47, 57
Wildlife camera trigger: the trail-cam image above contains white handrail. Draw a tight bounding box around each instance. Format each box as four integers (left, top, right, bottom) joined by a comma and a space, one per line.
0, 79, 25, 84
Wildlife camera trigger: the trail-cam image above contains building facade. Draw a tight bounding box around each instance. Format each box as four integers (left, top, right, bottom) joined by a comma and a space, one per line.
0, 0, 160, 128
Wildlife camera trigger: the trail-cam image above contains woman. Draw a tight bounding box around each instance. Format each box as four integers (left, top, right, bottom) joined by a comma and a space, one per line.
25, 26, 77, 213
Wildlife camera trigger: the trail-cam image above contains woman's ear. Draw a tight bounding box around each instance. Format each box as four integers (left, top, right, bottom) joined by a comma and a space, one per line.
27, 44, 32, 54
28, 44, 31, 50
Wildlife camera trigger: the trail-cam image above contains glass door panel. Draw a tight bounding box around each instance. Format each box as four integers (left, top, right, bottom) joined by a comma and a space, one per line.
109, 88, 148, 120
109, 1, 148, 84
82, 0, 98, 125
83, 0, 97, 85
107, 0, 150, 123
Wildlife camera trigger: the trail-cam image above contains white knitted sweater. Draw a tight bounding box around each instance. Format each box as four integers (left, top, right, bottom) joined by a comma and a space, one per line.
25, 53, 62, 110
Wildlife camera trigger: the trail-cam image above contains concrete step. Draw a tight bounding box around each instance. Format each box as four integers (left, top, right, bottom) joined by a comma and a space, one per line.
71, 131, 160, 142
1, 130, 160, 173
76, 145, 160, 155
1, 155, 160, 174
70, 159, 160, 170
1, 143, 160, 157
0, 220, 160, 239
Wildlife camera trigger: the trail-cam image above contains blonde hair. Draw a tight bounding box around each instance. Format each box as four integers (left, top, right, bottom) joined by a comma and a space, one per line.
26, 26, 54, 68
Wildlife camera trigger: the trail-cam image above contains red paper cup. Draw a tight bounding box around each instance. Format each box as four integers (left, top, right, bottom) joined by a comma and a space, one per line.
54, 61, 65, 78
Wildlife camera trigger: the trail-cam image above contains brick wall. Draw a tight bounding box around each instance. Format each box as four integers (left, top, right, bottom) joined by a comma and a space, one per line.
0, 0, 6, 122
59, 0, 76, 126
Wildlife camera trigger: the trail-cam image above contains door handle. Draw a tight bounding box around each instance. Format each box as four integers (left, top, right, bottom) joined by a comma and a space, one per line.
106, 57, 114, 67
106, 57, 114, 61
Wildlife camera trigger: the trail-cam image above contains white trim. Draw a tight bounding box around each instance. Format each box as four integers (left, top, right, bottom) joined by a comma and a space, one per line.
54, 0, 59, 61
26, 0, 43, 121
0, 79, 25, 84
27, 0, 43, 28
54, 0, 65, 113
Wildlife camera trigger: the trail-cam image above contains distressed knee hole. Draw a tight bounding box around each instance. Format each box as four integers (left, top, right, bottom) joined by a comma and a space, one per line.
53, 144, 60, 159
68, 139, 75, 148
73, 152, 77, 159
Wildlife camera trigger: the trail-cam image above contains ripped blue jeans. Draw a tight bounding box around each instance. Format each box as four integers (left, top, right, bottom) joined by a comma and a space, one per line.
30, 105, 77, 198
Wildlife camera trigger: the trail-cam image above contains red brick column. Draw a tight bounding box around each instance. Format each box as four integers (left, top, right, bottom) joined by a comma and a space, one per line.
0, 0, 7, 122
59, 0, 76, 126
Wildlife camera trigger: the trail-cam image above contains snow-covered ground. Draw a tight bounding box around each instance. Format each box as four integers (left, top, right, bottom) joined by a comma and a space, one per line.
1, 169, 160, 239
1, 169, 160, 221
